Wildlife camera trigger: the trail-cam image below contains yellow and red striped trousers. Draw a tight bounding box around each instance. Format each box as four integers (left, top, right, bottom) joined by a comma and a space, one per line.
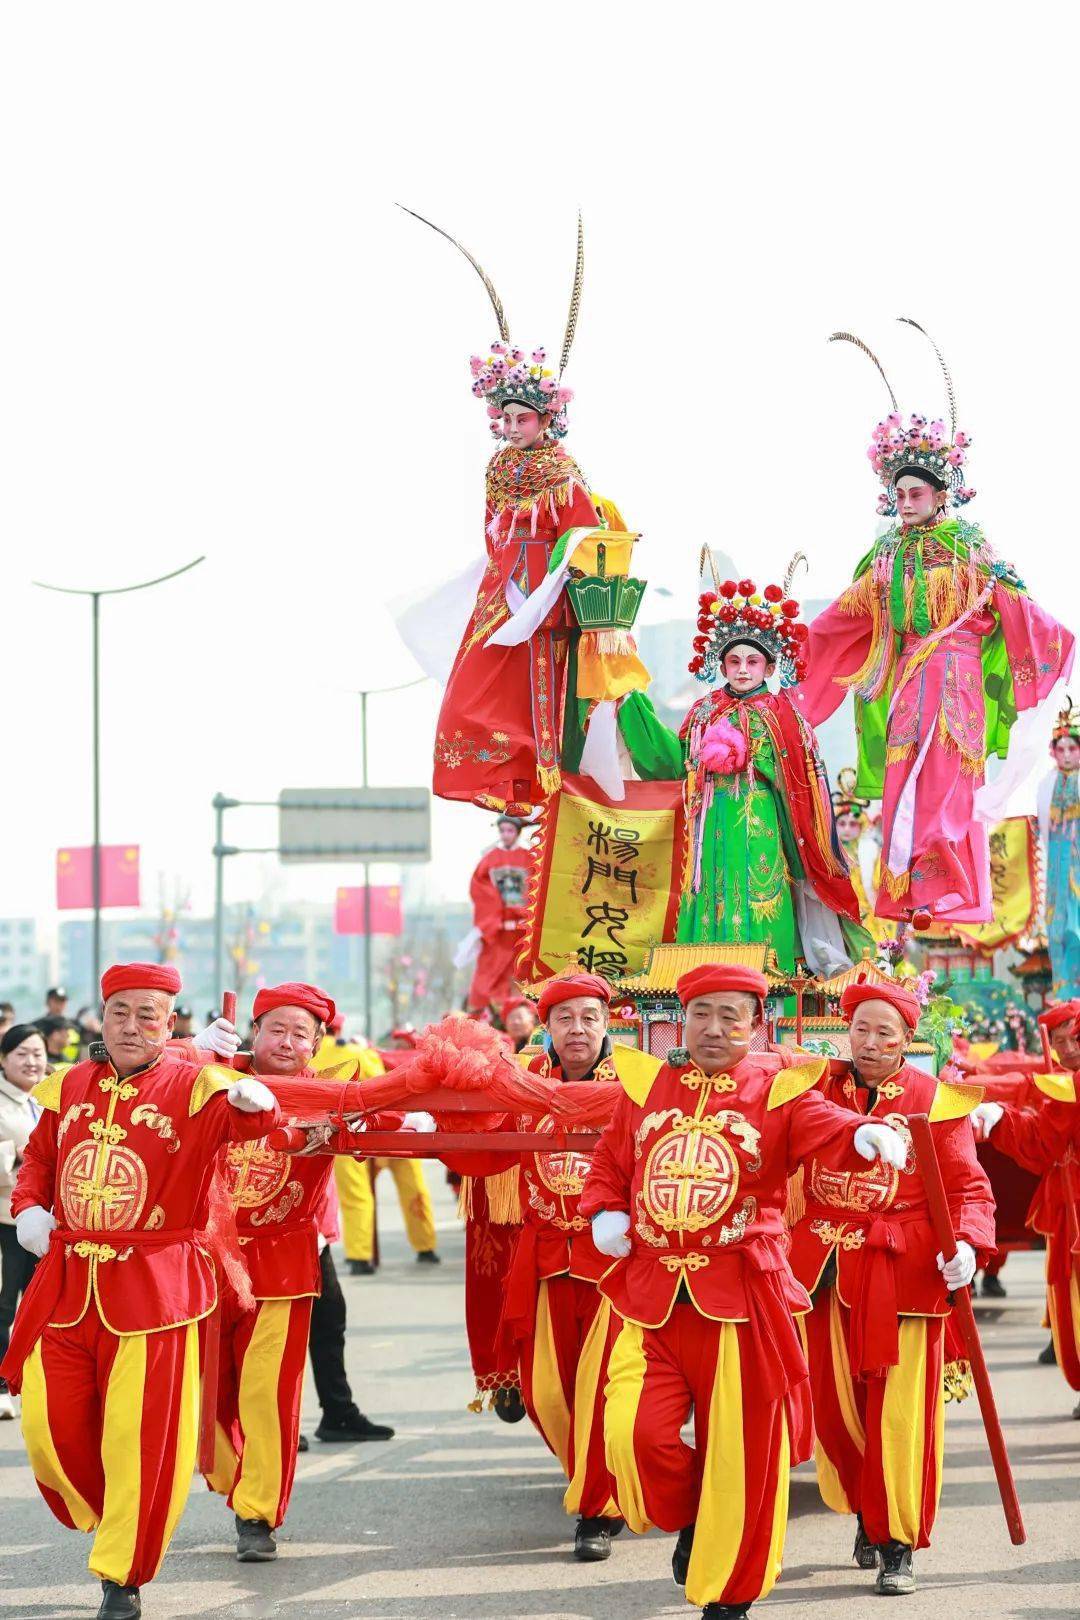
203, 1292, 312, 1528
604, 1307, 790, 1610
518, 1275, 619, 1520
334, 1156, 437, 1262
800, 1286, 944, 1549
1045, 1237, 1080, 1390
20, 1301, 199, 1588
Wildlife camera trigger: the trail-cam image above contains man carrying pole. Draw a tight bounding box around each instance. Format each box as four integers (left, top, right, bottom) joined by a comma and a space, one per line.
785, 976, 996, 1594
201, 982, 413, 1563
580, 964, 909, 1620
0, 963, 280, 1620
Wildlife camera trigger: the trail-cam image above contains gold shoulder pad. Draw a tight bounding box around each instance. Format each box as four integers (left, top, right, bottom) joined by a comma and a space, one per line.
767, 1057, 829, 1111
31, 1068, 69, 1113
1034, 1072, 1078, 1104
188, 1064, 238, 1116
610, 1046, 664, 1106
928, 1080, 985, 1122
318, 1057, 361, 1084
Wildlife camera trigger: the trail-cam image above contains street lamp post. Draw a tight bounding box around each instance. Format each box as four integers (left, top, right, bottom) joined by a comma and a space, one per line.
353, 676, 427, 1034
35, 556, 206, 994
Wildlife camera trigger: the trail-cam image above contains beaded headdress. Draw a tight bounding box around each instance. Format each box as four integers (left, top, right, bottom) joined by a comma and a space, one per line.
689, 550, 809, 688
831, 318, 976, 517
1051, 696, 1080, 747
400, 205, 582, 441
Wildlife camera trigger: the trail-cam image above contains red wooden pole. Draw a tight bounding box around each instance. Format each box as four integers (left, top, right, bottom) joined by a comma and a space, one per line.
198, 988, 239, 1476
907, 1114, 1026, 1545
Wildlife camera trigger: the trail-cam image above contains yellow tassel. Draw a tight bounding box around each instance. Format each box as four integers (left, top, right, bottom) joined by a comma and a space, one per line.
784, 1165, 806, 1229
881, 864, 911, 900
467, 1396, 485, 1414
485, 1166, 523, 1225
885, 742, 916, 767
457, 1175, 475, 1222
943, 1359, 974, 1404
537, 764, 561, 796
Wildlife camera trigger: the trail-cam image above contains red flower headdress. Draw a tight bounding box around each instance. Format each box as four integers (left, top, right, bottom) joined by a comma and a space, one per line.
689, 550, 809, 688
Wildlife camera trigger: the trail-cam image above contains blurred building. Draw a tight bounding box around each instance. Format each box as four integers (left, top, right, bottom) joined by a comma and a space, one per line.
0, 919, 50, 1013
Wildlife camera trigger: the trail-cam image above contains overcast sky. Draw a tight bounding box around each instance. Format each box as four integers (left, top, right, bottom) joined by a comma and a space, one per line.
1, 3, 1074, 949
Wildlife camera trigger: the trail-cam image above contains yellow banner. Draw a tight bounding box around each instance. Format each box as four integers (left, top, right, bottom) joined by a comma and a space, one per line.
521, 776, 685, 982
952, 817, 1038, 952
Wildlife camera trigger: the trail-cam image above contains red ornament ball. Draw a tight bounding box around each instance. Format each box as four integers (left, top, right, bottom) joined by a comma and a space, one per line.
720, 580, 738, 599
764, 583, 783, 603
738, 578, 756, 596
781, 599, 799, 619
911, 908, 934, 932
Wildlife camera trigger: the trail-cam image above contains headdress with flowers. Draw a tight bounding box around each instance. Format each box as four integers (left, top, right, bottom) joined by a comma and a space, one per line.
1051, 695, 1080, 750
400, 204, 583, 442
832, 318, 976, 517
689, 550, 809, 688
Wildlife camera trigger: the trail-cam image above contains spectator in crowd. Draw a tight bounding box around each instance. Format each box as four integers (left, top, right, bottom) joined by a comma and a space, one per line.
173, 1004, 195, 1039
0, 1004, 15, 1042
37, 1016, 75, 1068
501, 995, 540, 1052
0, 1023, 48, 1419
37, 986, 69, 1024
73, 1006, 103, 1057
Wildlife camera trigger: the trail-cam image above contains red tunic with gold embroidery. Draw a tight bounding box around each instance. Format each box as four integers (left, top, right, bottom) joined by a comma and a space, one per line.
433, 441, 598, 812
222, 1056, 403, 1300
786, 1063, 994, 1379
7, 1052, 280, 1346
578, 1051, 869, 1329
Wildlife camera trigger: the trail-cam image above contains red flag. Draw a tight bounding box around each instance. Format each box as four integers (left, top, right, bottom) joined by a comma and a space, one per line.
56, 846, 140, 910
334, 885, 403, 937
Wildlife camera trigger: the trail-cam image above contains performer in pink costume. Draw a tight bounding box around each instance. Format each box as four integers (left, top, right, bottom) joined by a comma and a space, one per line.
796, 322, 1073, 927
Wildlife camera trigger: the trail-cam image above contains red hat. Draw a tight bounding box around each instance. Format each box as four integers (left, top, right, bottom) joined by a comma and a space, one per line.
676, 964, 768, 1007
840, 977, 921, 1032
536, 973, 613, 1020
391, 1026, 420, 1048
1038, 1000, 1080, 1032
500, 995, 535, 1022
100, 962, 182, 1002
252, 982, 336, 1026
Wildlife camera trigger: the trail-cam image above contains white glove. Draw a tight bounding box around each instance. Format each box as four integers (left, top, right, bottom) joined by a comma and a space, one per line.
226, 1077, 276, 1114
937, 1239, 977, 1290
195, 1017, 242, 1058
402, 1111, 437, 1133
592, 1209, 632, 1258
853, 1121, 907, 1169
971, 1102, 1004, 1140
16, 1204, 56, 1258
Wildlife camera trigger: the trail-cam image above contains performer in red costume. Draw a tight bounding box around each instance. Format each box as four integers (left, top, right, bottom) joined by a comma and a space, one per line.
786, 978, 994, 1595
464, 815, 533, 1016
974, 1004, 1080, 1415
204, 982, 411, 1563
580, 964, 907, 1620
0, 963, 280, 1620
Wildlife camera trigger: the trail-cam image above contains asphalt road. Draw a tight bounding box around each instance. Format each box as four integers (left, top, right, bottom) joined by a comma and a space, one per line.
1, 1173, 1077, 1620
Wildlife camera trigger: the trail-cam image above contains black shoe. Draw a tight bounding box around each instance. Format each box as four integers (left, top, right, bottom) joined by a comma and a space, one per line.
1039, 1337, 1058, 1365
854, 1516, 880, 1570
348, 1259, 376, 1276
416, 1249, 441, 1264
98, 1584, 141, 1620
609, 1518, 626, 1537
574, 1516, 614, 1562
980, 1272, 1007, 1298
875, 1541, 915, 1595
297, 1433, 309, 1452
701, 1606, 751, 1619
672, 1522, 695, 1585
493, 1385, 527, 1424
315, 1410, 395, 1442
235, 1513, 278, 1562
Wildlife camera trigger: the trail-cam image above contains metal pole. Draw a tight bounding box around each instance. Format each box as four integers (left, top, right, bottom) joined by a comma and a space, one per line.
34, 556, 205, 999
91, 592, 102, 994
360, 690, 372, 1033
214, 796, 226, 996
